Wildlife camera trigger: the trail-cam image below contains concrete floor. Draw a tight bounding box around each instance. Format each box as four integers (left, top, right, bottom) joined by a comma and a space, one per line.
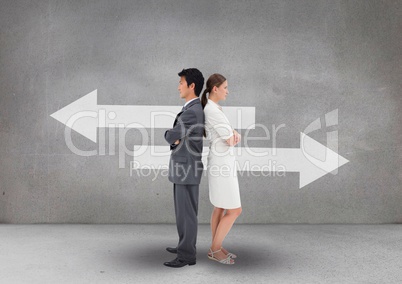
0, 224, 401, 283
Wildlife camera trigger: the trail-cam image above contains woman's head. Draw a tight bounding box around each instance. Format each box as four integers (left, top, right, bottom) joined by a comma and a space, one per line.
201, 73, 227, 109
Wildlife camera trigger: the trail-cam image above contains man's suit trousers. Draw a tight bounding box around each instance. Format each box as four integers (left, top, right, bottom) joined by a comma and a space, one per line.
173, 183, 199, 262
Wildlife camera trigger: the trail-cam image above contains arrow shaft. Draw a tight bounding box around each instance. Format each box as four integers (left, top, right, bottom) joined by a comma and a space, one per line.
234, 147, 304, 172
99, 105, 255, 129
132, 145, 304, 172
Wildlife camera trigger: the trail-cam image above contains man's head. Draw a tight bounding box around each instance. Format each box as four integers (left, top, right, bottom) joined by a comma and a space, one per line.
178, 68, 204, 99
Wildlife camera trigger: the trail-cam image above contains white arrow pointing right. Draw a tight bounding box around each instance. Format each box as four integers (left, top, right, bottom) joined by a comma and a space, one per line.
132, 132, 349, 188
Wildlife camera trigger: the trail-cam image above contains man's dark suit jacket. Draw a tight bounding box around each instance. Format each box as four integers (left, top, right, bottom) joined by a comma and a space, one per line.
164, 99, 204, 185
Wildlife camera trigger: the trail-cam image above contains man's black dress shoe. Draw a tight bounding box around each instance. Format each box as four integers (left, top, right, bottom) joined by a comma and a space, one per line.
166, 247, 178, 254
163, 257, 196, 268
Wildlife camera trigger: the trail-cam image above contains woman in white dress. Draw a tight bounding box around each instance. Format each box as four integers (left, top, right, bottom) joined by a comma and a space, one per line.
201, 74, 242, 265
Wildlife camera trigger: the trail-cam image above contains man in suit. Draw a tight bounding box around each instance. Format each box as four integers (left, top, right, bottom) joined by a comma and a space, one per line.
163, 68, 205, 268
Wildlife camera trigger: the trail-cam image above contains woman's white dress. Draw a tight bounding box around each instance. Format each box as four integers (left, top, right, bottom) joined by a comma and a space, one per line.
204, 99, 241, 209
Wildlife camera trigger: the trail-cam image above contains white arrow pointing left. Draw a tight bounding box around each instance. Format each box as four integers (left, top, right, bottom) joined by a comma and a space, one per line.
50, 89, 256, 143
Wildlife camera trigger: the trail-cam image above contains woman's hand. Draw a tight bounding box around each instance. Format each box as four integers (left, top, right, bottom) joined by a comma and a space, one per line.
233, 130, 241, 145
174, 140, 180, 145
226, 130, 241, 146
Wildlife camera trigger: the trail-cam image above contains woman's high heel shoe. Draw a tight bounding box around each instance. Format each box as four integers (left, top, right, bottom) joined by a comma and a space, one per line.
208, 248, 234, 265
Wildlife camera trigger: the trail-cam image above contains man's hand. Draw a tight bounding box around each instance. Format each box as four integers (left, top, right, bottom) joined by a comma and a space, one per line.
174, 140, 180, 145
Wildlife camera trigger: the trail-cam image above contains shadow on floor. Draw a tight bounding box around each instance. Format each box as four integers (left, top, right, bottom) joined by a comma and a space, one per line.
112, 240, 288, 273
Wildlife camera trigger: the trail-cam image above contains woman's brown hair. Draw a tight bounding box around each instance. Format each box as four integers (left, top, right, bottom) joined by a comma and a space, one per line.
201, 73, 227, 137
200, 73, 227, 109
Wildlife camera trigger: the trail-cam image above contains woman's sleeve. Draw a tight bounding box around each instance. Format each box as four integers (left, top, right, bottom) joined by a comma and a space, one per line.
207, 109, 233, 140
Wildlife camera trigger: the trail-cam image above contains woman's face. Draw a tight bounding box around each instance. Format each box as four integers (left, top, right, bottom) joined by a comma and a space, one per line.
213, 80, 228, 101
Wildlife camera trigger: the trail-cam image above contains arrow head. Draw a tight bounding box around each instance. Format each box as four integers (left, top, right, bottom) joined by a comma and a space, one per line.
299, 132, 349, 188
50, 89, 99, 143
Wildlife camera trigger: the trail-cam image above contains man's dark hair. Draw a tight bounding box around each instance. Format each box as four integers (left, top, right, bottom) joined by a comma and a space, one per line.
178, 68, 204, 97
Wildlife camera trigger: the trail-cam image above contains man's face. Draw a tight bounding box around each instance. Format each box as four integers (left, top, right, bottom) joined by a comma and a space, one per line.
178, 76, 194, 99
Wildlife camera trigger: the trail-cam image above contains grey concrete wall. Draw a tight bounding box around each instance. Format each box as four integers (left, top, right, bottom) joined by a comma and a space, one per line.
0, 0, 401, 223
